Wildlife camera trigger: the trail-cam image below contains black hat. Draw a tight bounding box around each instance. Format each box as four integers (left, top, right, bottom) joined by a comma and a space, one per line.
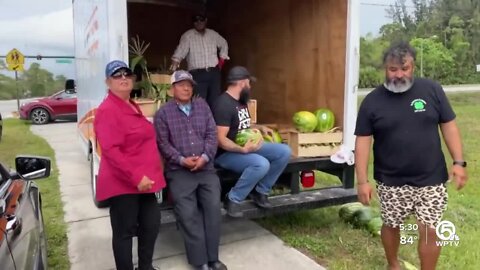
226, 66, 257, 83
192, 14, 207, 22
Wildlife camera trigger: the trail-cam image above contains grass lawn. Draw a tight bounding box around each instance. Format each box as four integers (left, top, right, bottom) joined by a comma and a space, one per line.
0, 119, 70, 269
259, 92, 480, 270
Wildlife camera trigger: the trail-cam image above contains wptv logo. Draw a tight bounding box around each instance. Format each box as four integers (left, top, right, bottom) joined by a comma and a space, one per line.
435, 220, 460, 247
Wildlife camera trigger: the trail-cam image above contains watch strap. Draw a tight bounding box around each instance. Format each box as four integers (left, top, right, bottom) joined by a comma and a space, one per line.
453, 160, 467, 167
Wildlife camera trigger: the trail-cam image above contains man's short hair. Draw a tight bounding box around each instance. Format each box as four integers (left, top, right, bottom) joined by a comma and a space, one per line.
383, 41, 417, 65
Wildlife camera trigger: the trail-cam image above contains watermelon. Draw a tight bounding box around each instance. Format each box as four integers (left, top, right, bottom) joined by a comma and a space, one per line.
367, 217, 383, 236
263, 134, 274, 142
262, 129, 283, 143
314, 108, 335, 132
292, 111, 318, 133
352, 207, 373, 228
339, 202, 364, 222
235, 128, 263, 147
272, 130, 283, 143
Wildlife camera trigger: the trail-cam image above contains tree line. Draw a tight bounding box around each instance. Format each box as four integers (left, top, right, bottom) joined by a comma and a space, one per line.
360, 0, 480, 88
0, 60, 67, 100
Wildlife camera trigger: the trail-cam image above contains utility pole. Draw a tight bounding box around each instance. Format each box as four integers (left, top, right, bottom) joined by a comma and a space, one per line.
14, 71, 19, 112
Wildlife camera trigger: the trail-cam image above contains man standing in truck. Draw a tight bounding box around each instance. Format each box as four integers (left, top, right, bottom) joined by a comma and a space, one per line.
170, 13, 229, 109
213, 66, 291, 218
354, 41, 468, 270
154, 70, 227, 270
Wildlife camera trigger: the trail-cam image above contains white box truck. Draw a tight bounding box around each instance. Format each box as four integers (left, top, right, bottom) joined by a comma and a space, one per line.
73, 0, 360, 222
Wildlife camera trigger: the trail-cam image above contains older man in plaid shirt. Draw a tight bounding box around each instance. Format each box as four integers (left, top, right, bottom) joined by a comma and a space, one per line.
154, 70, 227, 270
170, 13, 229, 109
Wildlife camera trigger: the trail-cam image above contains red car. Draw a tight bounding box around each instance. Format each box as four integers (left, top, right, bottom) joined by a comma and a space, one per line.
19, 90, 77, 125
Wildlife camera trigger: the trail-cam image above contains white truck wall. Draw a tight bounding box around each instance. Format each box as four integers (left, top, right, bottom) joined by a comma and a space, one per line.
343, 0, 360, 151
73, 0, 128, 154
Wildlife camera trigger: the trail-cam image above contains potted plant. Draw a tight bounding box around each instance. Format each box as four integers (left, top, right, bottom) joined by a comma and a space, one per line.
149, 56, 174, 103
129, 36, 171, 116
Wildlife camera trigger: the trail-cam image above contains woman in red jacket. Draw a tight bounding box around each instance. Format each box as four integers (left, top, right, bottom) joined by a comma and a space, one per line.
94, 60, 166, 270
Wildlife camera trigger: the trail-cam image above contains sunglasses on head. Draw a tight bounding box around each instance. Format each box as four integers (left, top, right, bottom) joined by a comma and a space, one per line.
111, 69, 134, 79
193, 17, 206, 22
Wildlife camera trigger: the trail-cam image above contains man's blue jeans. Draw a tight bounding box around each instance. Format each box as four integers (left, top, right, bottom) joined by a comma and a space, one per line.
215, 142, 291, 203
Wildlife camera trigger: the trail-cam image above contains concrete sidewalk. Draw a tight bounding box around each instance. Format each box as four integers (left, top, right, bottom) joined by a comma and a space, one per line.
31, 122, 325, 270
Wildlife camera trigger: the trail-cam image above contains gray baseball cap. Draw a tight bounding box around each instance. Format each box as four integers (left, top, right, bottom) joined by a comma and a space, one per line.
171, 70, 197, 85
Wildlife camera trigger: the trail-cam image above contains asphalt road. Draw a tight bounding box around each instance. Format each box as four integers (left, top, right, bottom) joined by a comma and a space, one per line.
0, 97, 39, 118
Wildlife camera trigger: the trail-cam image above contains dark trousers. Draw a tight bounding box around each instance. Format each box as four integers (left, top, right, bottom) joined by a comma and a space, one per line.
109, 193, 161, 270
190, 67, 221, 109
166, 169, 222, 266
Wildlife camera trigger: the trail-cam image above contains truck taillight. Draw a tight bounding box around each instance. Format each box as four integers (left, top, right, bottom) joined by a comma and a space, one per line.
300, 170, 315, 188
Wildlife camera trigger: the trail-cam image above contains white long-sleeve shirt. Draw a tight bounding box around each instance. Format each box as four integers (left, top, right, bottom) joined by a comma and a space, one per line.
172, 28, 230, 71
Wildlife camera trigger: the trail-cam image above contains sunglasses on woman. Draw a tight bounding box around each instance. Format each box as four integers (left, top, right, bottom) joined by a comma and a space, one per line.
111, 70, 134, 80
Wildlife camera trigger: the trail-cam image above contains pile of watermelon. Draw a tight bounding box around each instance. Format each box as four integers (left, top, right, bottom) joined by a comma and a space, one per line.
338, 202, 382, 237
292, 108, 335, 133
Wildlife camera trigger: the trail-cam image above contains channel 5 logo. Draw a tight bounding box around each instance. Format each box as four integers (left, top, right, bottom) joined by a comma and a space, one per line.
435, 220, 460, 247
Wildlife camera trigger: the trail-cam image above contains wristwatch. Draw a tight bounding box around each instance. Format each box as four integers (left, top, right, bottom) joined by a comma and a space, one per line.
453, 160, 467, 167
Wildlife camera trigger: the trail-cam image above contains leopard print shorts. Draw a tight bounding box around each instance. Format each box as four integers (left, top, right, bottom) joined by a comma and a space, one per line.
377, 183, 448, 229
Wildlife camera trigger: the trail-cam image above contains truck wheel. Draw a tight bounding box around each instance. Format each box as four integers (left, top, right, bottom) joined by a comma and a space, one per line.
30, 108, 50, 125
90, 153, 109, 208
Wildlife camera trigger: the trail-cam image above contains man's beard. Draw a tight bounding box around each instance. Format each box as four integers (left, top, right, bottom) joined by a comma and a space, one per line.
384, 77, 414, 93
239, 87, 251, 105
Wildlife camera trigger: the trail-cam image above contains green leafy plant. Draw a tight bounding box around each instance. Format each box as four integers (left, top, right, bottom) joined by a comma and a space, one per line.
128, 35, 169, 103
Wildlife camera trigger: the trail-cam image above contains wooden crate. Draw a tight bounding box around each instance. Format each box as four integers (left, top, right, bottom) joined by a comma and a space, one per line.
248, 99, 257, 124
278, 128, 343, 157
150, 73, 171, 84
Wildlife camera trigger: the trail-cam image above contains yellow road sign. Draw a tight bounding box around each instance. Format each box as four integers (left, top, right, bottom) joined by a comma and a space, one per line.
6, 48, 25, 71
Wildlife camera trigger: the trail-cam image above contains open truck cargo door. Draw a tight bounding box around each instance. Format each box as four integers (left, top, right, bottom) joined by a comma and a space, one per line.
73, 0, 360, 222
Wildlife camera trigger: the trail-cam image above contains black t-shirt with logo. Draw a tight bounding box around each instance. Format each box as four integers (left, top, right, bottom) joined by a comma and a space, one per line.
354, 78, 456, 187
212, 92, 252, 155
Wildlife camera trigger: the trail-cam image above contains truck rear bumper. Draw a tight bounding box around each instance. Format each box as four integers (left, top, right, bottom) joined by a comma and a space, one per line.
160, 187, 357, 225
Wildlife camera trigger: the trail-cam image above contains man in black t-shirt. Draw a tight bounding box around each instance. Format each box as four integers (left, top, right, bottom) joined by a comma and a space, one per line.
212, 66, 291, 218
354, 41, 468, 270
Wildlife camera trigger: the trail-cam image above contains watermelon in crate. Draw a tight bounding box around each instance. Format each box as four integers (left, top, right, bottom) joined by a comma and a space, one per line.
314, 108, 335, 132
292, 111, 318, 133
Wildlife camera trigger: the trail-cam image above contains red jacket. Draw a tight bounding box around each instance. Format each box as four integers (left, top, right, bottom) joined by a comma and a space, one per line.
94, 91, 166, 201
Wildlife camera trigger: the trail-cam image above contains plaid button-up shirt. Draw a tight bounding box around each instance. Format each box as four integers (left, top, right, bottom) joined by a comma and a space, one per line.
172, 28, 229, 70
154, 97, 218, 171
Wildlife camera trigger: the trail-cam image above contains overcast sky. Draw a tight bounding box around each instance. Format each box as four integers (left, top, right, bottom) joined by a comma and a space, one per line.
0, 0, 407, 79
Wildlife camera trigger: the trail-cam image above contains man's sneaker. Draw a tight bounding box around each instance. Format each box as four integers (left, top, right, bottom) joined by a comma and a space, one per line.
135, 266, 160, 270
224, 195, 244, 218
249, 190, 273, 208
193, 264, 210, 270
